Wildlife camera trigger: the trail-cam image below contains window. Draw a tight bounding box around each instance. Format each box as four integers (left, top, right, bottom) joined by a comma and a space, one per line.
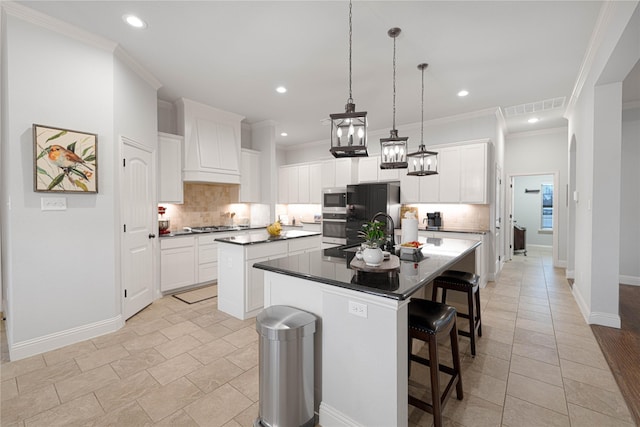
541, 184, 553, 230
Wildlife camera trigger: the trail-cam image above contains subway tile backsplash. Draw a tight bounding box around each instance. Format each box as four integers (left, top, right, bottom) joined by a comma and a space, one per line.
410, 204, 490, 230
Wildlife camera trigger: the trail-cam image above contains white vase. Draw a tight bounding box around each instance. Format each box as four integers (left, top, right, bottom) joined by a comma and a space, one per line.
362, 247, 384, 267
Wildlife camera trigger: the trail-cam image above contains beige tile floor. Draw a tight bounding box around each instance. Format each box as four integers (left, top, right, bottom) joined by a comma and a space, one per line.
1, 247, 635, 426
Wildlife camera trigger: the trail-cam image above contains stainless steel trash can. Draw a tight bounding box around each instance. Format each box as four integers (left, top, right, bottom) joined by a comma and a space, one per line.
254, 305, 317, 427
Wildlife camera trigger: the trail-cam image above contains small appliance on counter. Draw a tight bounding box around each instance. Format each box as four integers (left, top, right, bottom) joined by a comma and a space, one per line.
424, 212, 442, 229
158, 206, 171, 235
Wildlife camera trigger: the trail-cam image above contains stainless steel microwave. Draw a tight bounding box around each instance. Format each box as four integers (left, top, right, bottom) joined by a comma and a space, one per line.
322, 188, 347, 212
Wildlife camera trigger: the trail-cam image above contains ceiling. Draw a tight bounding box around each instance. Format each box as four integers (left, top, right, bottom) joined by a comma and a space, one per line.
16, 1, 614, 146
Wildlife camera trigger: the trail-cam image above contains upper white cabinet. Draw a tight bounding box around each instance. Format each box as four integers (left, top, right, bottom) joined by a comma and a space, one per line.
158, 132, 184, 204
399, 140, 490, 204
278, 163, 322, 204
175, 98, 244, 184
322, 158, 354, 188
358, 156, 400, 183
239, 149, 261, 203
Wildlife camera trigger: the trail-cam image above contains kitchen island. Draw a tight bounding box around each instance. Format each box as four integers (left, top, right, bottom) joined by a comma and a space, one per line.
216, 230, 321, 320
254, 237, 481, 427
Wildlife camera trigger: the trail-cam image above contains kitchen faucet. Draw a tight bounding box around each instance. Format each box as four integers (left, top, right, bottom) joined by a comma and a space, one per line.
370, 212, 396, 252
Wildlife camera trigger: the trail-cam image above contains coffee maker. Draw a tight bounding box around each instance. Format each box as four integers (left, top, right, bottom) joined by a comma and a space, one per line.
424, 212, 442, 229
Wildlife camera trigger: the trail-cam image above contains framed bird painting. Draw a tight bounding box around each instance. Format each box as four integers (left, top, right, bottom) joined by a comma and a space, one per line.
33, 124, 98, 193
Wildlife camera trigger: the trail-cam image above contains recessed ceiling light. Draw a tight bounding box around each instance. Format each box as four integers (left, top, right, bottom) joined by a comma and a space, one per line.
457, 90, 469, 97
280, 132, 288, 137
528, 117, 540, 124
123, 14, 147, 29
276, 86, 287, 94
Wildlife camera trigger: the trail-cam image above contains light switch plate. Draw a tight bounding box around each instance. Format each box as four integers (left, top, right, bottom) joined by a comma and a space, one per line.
41, 197, 67, 211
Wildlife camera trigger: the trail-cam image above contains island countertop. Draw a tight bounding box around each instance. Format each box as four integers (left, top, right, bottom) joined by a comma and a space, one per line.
215, 230, 320, 245
254, 237, 481, 301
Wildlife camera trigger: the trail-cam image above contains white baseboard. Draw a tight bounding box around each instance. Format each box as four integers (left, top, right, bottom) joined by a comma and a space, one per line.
526, 244, 553, 249
620, 275, 640, 286
10, 315, 124, 361
589, 312, 621, 328
566, 270, 575, 279
556, 260, 567, 268
319, 402, 362, 427
571, 285, 591, 324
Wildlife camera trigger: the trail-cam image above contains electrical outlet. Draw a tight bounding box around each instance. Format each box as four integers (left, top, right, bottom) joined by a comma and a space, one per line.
348, 300, 367, 318
41, 197, 67, 211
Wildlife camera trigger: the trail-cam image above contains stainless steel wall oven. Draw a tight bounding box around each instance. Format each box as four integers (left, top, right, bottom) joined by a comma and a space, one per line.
322, 188, 347, 245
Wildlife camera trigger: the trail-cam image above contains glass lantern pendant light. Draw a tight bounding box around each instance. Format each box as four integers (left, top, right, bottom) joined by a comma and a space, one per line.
330, 0, 368, 158
380, 27, 408, 170
407, 63, 438, 176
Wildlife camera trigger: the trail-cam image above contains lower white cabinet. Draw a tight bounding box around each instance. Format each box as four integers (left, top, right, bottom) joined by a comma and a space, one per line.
160, 236, 196, 292
218, 235, 322, 319
197, 234, 219, 284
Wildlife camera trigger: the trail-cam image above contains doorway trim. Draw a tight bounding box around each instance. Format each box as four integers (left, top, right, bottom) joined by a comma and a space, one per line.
506, 171, 560, 267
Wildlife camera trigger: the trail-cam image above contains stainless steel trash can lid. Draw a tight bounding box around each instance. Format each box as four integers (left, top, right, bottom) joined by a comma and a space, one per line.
256, 305, 317, 340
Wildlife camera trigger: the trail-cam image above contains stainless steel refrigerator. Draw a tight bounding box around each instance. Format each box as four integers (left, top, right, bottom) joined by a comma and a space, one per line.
346, 182, 401, 248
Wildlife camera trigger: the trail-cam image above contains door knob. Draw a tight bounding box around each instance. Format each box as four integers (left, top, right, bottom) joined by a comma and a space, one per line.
149, 233, 156, 239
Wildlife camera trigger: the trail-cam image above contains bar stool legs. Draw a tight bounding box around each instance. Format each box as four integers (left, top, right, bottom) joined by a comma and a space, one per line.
408, 299, 463, 427
432, 270, 482, 356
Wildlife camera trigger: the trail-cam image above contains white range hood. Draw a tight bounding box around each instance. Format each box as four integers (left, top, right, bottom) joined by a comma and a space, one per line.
176, 98, 244, 184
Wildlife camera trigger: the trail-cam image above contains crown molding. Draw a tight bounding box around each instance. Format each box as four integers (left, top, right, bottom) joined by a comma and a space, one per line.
2, 1, 116, 52
565, 2, 616, 119
114, 46, 162, 90
157, 99, 174, 110
250, 120, 278, 130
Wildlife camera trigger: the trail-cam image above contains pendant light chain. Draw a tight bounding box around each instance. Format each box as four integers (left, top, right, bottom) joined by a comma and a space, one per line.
420, 64, 425, 147
392, 34, 397, 131
348, 0, 353, 104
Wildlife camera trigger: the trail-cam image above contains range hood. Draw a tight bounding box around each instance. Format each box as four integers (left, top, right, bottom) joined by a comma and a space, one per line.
176, 98, 244, 184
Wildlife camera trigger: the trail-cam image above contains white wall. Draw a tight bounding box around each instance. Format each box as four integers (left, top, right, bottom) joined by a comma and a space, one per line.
566, 1, 639, 327
620, 104, 640, 284
1, 8, 157, 359
505, 127, 568, 261
513, 175, 554, 247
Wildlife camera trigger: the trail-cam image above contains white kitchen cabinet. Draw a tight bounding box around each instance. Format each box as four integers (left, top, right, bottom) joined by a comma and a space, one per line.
335, 158, 354, 187
278, 166, 289, 204
218, 235, 321, 319
158, 132, 184, 204
197, 234, 218, 284
399, 171, 439, 203
298, 165, 310, 203
302, 222, 321, 232
358, 156, 400, 183
460, 143, 487, 203
160, 236, 196, 292
239, 149, 261, 203
176, 98, 244, 184
438, 147, 461, 203
309, 163, 322, 203
321, 159, 336, 188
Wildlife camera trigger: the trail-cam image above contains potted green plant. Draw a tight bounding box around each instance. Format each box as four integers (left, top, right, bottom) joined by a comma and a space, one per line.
358, 220, 386, 266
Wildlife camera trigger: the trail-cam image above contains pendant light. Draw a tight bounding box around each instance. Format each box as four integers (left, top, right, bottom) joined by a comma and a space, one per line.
380, 27, 408, 169
407, 63, 438, 176
330, 0, 368, 158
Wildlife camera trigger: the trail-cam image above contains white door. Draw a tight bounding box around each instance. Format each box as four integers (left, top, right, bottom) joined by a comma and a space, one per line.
122, 139, 156, 320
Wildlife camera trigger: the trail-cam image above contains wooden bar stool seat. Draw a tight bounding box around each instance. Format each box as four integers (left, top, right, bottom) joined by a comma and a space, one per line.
408, 298, 463, 427
432, 270, 482, 356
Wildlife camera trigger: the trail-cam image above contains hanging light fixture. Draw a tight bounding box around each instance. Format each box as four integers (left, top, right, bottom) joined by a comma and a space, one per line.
407, 63, 438, 176
330, 0, 368, 158
380, 27, 408, 170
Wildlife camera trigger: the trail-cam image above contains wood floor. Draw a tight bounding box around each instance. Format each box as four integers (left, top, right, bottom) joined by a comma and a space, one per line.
591, 284, 640, 426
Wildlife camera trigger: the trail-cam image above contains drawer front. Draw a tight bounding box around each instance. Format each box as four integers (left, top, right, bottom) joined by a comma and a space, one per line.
199, 244, 218, 264
198, 234, 218, 245
160, 235, 195, 250
246, 241, 288, 260
288, 236, 321, 253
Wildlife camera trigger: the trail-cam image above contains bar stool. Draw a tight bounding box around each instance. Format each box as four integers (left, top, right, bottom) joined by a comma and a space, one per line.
408, 298, 463, 427
432, 270, 482, 356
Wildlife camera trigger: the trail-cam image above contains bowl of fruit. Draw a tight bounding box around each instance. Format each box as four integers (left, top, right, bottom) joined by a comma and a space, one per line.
400, 240, 424, 255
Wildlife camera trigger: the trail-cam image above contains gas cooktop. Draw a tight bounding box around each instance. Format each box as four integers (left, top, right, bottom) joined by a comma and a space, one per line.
186, 225, 248, 233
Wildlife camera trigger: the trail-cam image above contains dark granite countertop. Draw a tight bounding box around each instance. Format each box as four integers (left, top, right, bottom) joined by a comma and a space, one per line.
215, 230, 321, 245
160, 225, 267, 238
253, 237, 481, 301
